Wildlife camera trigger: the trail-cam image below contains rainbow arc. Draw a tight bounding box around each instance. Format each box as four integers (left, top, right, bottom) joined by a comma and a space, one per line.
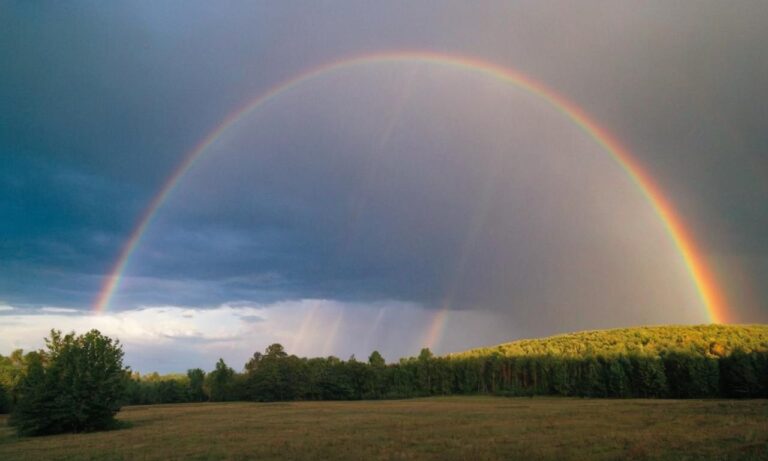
93, 51, 728, 332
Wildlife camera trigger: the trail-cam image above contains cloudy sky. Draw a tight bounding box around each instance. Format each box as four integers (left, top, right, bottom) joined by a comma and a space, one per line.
2, 2, 767, 373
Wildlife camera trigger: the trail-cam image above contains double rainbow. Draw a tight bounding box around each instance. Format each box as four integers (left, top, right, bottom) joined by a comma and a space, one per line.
93, 51, 728, 328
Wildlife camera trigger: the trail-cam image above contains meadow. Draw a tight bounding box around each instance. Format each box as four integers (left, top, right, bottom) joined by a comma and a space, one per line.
1, 397, 766, 461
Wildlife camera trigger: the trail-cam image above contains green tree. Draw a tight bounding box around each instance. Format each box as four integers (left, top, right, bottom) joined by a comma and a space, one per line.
606, 357, 630, 397
720, 350, 762, 397
10, 330, 128, 436
206, 359, 235, 402
0, 349, 32, 412
367, 351, 386, 398
265, 344, 287, 359
8, 352, 50, 435
187, 368, 207, 402
631, 356, 668, 397
157, 379, 186, 403
417, 348, 434, 394
578, 357, 606, 397
244, 352, 263, 373
368, 351, 385, 368
246, 345, 308, 401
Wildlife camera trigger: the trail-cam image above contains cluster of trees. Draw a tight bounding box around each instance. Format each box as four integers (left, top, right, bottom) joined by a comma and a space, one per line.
123, 360, 237, 405
0, 350, 25, 414
1, 325, 766, 436
1, 330, 128, 436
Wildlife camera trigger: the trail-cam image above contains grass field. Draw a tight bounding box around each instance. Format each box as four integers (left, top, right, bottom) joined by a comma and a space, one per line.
1, 397, 767, 460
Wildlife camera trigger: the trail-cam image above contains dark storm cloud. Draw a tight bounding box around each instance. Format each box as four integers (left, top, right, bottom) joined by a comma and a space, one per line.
1, 1, 766, 326
0, 154, 135, 306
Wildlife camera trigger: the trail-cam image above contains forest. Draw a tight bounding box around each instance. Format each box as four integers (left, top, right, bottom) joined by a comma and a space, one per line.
1, 324, 767, 418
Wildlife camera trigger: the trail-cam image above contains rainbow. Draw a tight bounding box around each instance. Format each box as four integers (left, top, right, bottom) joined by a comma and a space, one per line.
93, 51, 728, 330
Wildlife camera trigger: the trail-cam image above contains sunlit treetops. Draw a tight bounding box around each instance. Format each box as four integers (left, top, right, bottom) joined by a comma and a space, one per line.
449, 325, 768, 359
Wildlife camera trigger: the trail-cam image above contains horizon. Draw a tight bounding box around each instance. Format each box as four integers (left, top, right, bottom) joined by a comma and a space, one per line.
4, 322, 760, 376
3, 321, 760, 376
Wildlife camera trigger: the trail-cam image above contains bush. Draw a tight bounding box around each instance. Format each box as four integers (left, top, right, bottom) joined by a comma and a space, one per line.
10, 330, 129, 436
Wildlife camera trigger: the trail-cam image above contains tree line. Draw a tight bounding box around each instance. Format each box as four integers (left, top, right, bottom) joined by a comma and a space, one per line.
1, 325, 767, 435
116, 325, 768, 404
119, 344, 767, 405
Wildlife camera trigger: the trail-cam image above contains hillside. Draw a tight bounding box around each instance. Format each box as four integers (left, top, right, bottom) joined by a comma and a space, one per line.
450, 324, 768, 359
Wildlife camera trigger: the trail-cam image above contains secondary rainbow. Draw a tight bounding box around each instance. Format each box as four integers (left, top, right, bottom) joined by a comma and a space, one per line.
93, 51, 729, 326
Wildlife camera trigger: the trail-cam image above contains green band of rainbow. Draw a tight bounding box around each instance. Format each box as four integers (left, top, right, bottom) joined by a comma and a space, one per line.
93, 51, 728, 327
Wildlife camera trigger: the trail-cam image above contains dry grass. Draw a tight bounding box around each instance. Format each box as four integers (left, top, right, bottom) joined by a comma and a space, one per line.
1, 397, 767, 460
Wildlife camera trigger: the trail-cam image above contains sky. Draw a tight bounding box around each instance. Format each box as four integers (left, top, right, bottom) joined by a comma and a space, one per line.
1, 1, 767, 373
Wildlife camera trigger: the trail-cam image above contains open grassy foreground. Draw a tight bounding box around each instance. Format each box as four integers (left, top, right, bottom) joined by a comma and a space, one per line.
1, 397, 767, 461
